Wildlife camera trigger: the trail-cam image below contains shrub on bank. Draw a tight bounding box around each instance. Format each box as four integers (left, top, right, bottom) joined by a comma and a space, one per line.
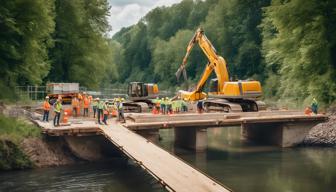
0, 115, 41, 170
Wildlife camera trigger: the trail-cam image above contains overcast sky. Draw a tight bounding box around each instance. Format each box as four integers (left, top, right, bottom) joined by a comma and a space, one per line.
108, 0, 182, 36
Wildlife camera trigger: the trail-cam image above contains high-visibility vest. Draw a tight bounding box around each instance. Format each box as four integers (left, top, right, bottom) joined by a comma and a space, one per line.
72, 98, 79, 107
92, 101, 98, 108
98, 101, 104, 109
54, 102, 62, 113
117, 102, 123, 110
43, 101, 50, 111
83, 97, 90, 108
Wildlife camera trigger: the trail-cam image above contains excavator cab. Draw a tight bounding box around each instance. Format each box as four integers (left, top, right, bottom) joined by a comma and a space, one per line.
127, 82, 159, 100
128, 82, 147, 98
125, 82, 160, 113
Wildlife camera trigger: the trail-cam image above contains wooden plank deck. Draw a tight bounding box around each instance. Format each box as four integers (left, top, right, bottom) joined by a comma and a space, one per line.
99, 121, 231, 192
125, 111, 328, 130
32, 118, 231, 191
33, 119, 101, 136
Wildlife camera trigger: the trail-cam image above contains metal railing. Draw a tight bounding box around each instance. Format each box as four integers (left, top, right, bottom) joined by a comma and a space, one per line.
15, 85, 175, 101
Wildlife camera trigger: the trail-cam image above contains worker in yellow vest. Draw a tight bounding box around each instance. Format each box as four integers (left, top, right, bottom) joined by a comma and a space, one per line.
53, 98, 62, 126
92, 98, 98, 118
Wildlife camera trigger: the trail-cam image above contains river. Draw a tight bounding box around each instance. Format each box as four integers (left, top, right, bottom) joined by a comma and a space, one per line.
1, 127, 335, 192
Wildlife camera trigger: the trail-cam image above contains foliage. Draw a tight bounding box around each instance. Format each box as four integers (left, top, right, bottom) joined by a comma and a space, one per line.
112, 0, 269, 88
48, 0, 115, 89
0, 115, 40, 170
260, 0, 336, 106
0, 139, 33, 170
0, 115, 41, 142
0, 0, 55, 87
1, 0, 336, 107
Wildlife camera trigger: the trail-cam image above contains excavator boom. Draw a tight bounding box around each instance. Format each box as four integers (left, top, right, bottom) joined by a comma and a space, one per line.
176, 28, 264, 112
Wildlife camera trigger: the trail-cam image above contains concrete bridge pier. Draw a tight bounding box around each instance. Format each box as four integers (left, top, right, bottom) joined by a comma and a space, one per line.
135, 129, 160, 143
174, 127, 207, 152
241, 121, 319, 147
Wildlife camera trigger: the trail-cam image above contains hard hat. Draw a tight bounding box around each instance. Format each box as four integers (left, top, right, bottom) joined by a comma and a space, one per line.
83, 92, 87, 94
97, 98, 100, 100
165, 97, 169, 100
45, 96, 49, 99
121, 98, 125, 101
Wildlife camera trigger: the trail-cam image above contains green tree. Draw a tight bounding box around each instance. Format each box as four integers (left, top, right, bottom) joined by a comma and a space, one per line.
49, 0, 113, 89
261, 0, 336, 105
0, 0, 55, 87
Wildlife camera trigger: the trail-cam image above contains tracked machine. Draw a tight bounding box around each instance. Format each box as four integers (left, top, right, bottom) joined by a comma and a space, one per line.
175, 28, 266, 112
123, 82, 159, 113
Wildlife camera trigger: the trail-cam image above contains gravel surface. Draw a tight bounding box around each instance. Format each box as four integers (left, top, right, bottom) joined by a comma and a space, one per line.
303, 111, 336, 146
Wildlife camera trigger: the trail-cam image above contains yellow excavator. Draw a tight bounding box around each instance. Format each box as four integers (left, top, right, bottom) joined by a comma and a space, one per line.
176, 28, 266, 112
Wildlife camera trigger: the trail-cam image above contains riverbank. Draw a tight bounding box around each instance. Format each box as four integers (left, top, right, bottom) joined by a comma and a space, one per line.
303, 111, 336, 146
1, 103, 335, 171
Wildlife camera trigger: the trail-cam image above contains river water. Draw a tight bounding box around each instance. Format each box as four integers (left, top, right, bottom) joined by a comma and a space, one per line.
1, 127, 336, 192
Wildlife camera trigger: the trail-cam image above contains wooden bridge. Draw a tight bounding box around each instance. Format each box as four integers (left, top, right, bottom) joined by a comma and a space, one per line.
34, 119, 231, 192
32, 110, 327, 191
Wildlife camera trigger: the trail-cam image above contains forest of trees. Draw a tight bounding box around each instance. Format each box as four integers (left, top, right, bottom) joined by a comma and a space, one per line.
1, 0, 335, 106
111, 0, 336, 106
0, 0, 116, 99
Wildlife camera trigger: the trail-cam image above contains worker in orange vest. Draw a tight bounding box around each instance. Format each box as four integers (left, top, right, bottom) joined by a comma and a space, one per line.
71, 96, 79, 117
42, 96, 51, 122
102, 101, 109, 125
83, 95, 90, 117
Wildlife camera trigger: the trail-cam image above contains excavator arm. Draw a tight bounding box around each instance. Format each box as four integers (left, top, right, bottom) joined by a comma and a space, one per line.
176, 28, 230, 100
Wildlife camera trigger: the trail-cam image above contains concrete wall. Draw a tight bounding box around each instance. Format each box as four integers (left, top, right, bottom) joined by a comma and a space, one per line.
241, 121, 320, 147
174, 127, 207, 152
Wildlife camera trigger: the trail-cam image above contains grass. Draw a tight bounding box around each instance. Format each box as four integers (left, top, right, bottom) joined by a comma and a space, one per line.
0, 115, 41, 142
0, 115, 41, 170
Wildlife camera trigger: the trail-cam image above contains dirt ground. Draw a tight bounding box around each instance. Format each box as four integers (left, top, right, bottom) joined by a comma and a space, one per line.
20, 137, 78, 167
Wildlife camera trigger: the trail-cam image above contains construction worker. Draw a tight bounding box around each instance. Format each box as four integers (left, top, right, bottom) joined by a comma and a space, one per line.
165, 97, 170, 114
311, 98, 318, 114
78, 93, 83, 115
160, 98, 165, 114
88, 95, 93, 103
197, 100, 204, 113
42, 96, 51, 122
182, 99, 188, 112
117, 98, 125, 122
167, 98, 173, 114
53, 98, 62, 126
102, 101, 109, 125
71, 96, 79, 117
92, 98, 98, 118
83, 95, 90, 117
97, 98, 104, 124
155, 97, 160, 113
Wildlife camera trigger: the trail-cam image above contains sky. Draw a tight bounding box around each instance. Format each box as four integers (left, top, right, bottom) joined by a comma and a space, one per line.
108, 0, 182, 36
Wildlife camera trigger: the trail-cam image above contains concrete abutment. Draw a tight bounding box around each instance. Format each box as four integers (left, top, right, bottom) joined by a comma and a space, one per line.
241, 121, 320, 147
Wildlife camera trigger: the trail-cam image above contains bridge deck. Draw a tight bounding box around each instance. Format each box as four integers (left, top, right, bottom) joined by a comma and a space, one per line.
100, 121, 230, 192
34, 118, 230, 192
125, 111, 328, 130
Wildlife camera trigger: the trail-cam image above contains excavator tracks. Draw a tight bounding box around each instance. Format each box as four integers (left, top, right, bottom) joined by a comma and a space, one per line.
203, 98, 266, 113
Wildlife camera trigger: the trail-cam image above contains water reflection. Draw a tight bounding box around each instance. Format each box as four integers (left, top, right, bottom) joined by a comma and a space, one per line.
159, 127, 336, 192
0, 127, 335, 192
